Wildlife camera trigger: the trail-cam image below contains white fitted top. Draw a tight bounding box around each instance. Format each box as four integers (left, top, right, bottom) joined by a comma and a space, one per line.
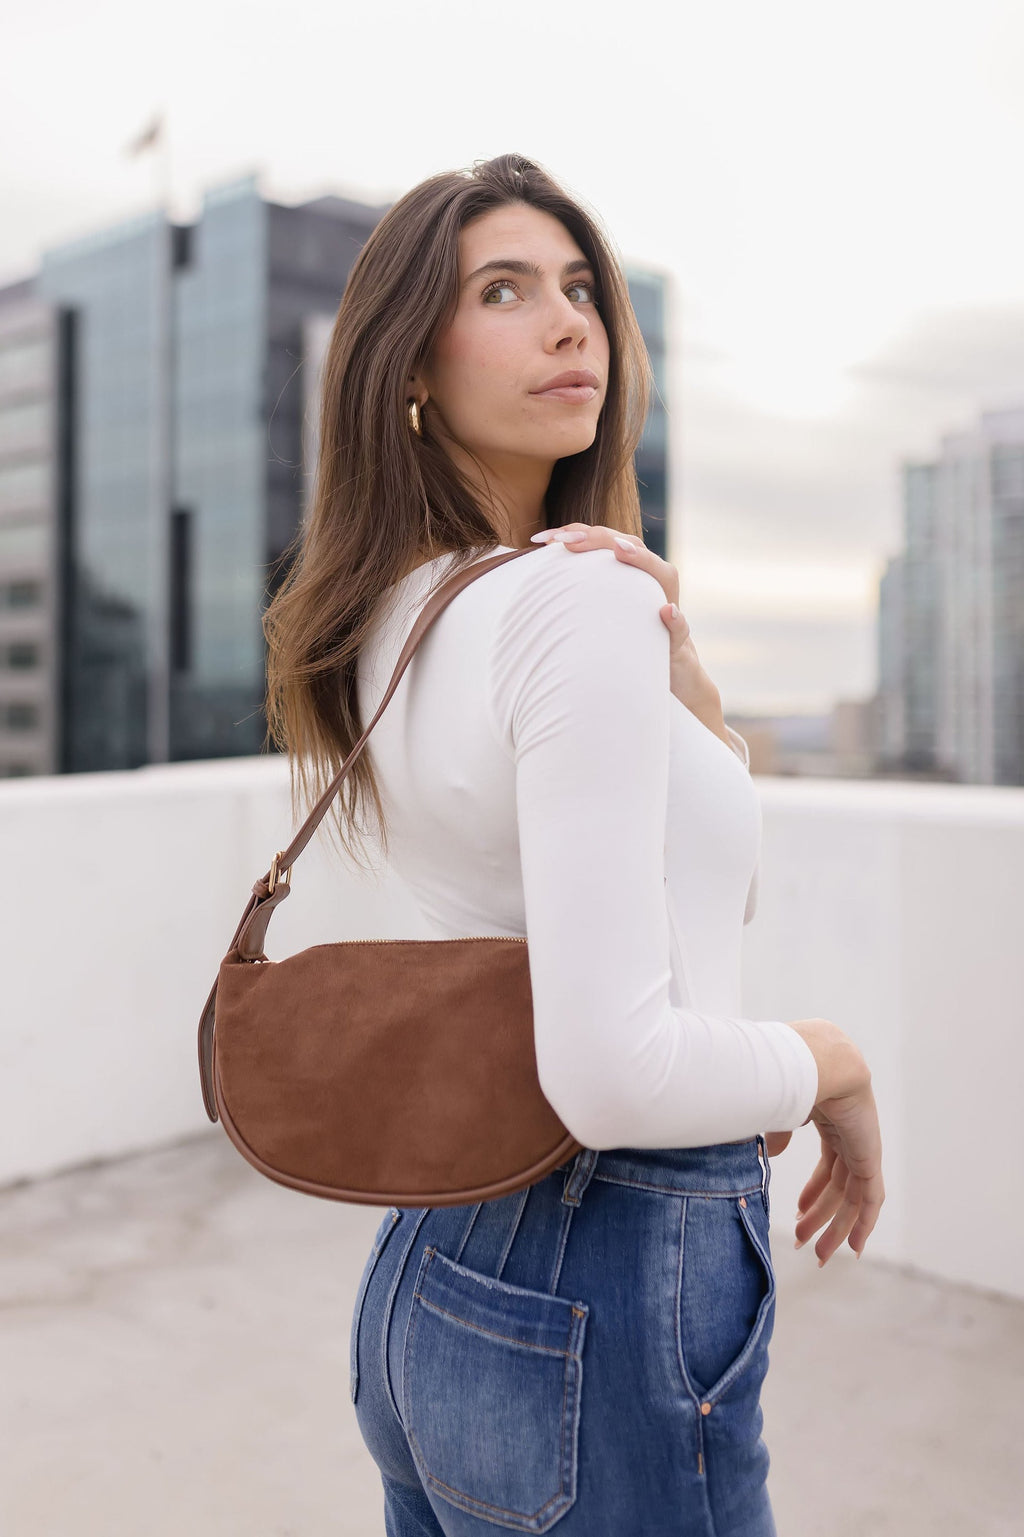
356, 539, 819, 1149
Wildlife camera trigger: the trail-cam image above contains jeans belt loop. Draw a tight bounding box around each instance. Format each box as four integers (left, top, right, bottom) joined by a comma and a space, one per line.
756, 1132, 771, 1218
561, 1148, 599, 1207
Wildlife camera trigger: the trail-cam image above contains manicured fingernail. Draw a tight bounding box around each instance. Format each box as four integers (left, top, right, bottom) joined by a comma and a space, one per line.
529, 531, 551, 542
613, 536, 635, 550
669, 603, 681, 619
818, 1258, 826, 1269
794, 1238, 806, 1249
550, 530, 586, 543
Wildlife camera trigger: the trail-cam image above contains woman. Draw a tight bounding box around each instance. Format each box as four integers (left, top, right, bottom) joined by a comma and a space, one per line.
264, 153, 884, 1536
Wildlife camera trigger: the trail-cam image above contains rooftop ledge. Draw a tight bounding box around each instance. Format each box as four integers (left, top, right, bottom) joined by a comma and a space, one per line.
1, 756, 1022, 1305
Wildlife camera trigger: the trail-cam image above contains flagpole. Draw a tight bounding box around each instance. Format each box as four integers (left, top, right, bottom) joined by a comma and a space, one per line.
125, 109, 173, 762
157, 106, 172, 220
153, 109, 173, 764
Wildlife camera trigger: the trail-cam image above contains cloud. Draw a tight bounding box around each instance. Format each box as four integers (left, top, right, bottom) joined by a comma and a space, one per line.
848, 303, 1024, 408
694, 613, 879, 716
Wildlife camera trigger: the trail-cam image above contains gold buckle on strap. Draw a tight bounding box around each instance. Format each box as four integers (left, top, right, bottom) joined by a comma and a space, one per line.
267, 851, 291, 896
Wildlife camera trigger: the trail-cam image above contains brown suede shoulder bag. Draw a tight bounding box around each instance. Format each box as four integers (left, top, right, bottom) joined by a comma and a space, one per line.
197, 542, 584, 1207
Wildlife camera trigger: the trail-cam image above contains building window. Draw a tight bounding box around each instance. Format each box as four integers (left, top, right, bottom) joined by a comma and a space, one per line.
4, 701, 38, 731
170, 506, 193, 672
4, 641, 40, 669
2, 579, 42, 609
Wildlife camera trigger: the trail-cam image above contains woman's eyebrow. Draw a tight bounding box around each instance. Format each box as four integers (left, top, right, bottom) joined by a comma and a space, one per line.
461, 257, 594, 289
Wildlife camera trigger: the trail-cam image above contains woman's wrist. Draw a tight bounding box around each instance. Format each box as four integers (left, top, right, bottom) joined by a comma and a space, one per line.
786, 1017, 870, 1104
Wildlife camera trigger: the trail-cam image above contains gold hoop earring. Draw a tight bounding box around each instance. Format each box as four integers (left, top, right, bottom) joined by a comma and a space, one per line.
408, 399, 423, 438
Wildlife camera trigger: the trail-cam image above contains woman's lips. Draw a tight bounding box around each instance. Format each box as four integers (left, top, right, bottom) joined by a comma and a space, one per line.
530, 368, 600, 402
531, 384, 599, 402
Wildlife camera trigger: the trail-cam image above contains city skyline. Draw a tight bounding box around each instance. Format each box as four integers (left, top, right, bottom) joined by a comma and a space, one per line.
4, 0, 1024, 712
0, 176, 670, 774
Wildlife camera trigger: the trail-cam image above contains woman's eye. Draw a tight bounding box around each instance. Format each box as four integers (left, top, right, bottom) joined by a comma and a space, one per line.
480, 278, 599, 306
482, 279, 519, 304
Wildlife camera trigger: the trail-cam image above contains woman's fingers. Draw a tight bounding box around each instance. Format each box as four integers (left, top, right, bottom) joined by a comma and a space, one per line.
795, 1156, 886, 1264
796, 1144, 839, 1215
811, 1176, 866, 1265
813, 1169, 885, 1264
794, 1156, 847, 1250
846, 1177, 887, 1254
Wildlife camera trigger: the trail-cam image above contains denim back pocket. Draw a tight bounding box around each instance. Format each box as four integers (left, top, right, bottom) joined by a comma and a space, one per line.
402, 1245, 589, 1533
350, 1206, 401, 1405
677, 1191, 776, 1407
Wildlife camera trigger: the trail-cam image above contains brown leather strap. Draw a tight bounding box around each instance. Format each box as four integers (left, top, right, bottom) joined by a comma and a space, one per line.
237, 542, 542, 956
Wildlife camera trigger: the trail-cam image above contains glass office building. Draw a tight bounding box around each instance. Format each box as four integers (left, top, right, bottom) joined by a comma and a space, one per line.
17, 174, 670, 772
37, 211, 168, 770
34, 175, 385, 770
0, 287, 67, 775
626, 265, 669, 558
878, 407, 1024, 786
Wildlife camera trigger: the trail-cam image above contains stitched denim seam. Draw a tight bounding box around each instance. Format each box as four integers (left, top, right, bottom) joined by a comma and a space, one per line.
453, 1202, 484, 1263
496, 1186, 532, 1281
381, 1208, 431, 1426
422, 1468, 572, 1529
674, 1195, 703, 1412
548, 1201, 575, 1295
593, 1172, 763, 1198
377, 1208, 400, 1250
411, 1291, 577, 1357
429, 1247, 582, 1310
350, 1208, 401, 1405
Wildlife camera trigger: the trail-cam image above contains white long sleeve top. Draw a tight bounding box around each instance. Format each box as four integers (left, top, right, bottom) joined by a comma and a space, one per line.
356, 539, 819, 1149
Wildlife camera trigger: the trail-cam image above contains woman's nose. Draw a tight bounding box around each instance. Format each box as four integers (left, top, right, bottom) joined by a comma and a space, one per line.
548, 292, 590, 346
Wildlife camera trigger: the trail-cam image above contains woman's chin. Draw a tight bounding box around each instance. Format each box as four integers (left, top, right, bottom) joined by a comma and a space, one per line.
532, 422, 600, 461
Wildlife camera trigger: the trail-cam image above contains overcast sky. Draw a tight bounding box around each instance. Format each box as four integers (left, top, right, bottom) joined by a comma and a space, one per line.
4, 0, 1024, 714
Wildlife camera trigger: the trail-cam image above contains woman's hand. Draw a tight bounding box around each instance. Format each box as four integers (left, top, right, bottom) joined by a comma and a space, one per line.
795, 1084, 885, 1266
530, 524, 724, 734
780, 1021, 885, 1266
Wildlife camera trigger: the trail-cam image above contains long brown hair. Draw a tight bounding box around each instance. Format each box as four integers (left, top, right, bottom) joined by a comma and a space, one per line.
263, 151, 654, 871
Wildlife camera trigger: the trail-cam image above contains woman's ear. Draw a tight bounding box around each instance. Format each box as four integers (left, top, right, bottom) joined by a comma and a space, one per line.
407, 370, 429, 409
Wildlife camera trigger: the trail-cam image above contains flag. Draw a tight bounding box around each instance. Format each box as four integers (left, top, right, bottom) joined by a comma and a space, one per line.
125, 114, 163, 157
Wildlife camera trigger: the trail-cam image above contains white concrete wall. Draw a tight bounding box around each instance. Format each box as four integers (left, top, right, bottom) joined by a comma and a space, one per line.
2, 760, 1022, 1300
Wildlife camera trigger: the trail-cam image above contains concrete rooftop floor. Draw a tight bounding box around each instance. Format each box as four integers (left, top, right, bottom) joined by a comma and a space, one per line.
1, 1133, 1022, 1537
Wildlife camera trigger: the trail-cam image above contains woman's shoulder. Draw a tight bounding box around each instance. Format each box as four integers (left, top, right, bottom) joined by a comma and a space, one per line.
485, 539, 670, 751
491, 537, 666, 623
385, 538, 664, 655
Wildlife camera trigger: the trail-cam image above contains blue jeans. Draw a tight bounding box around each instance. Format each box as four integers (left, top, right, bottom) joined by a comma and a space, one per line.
350, 1136, 779, 1535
